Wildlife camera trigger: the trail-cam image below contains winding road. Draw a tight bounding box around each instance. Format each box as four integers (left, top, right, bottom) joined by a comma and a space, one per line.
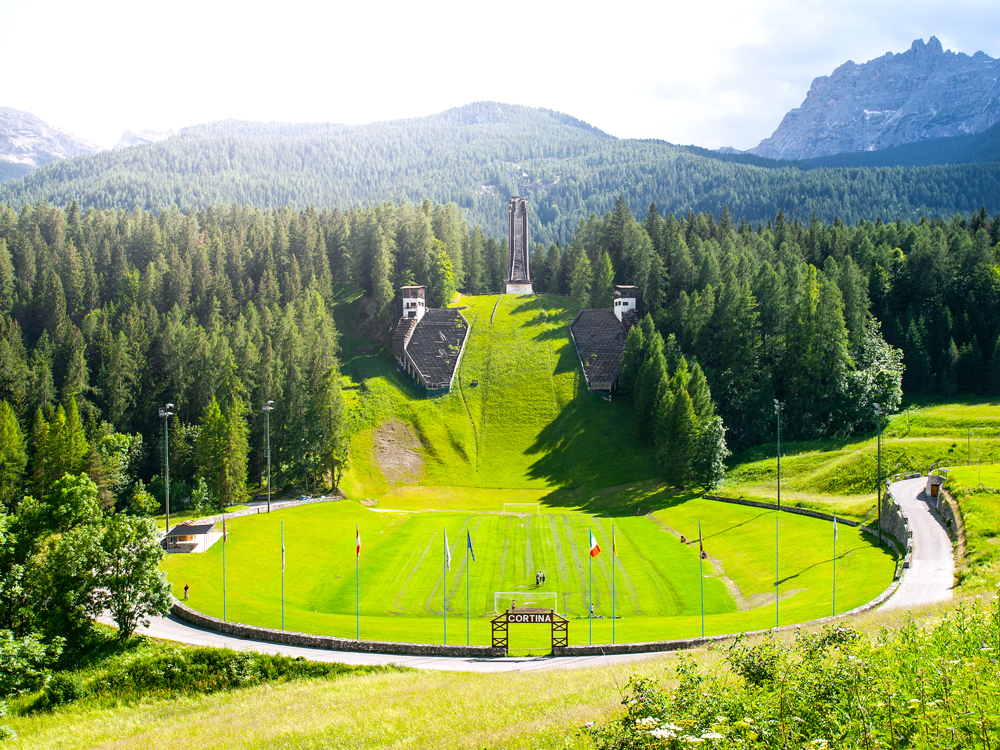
133, 476, 956, 671
880, 475, 955, 610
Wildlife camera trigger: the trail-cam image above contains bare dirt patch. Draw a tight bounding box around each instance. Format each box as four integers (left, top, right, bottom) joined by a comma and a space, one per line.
374, 420, 424, 483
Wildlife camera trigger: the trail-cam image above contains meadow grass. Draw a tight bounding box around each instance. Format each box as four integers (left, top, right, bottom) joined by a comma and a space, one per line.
6, 598, 982, 750
944, 465, 1000, 592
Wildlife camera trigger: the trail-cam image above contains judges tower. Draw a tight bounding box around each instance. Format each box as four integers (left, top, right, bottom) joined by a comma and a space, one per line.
505, 196, 533, 294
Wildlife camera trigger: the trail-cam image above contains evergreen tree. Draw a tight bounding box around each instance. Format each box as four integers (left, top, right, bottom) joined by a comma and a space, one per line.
569, 249, 593, 309
619, 325, 644, 394
592, 251, 614, 308
0, 400, 26, 510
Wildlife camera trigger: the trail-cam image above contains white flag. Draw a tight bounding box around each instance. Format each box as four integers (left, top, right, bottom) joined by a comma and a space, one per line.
833, 515, 838, 541
444, 528, 452, 571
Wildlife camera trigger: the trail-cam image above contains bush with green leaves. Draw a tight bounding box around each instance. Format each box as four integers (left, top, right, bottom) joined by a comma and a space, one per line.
85, 646, 387, 703
0, 631, 62, 697
0, 700, 14, 740
587, 598, 1000, 749
38, 673, 86, 709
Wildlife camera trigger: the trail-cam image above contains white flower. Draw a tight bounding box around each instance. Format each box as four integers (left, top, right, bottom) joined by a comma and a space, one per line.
650, 728, 677, 739
701, 732, 724, 740
681, 737, 705, 744
637, 716, 659, 727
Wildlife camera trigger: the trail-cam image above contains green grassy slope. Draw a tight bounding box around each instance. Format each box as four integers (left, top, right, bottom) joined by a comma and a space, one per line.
342, 294, 658, 497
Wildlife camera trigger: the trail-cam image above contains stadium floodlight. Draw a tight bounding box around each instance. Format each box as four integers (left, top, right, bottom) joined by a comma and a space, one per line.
503, 503, 540, 515
494, 591, 557, 615
263, 400, 275, 513
159, 403, 175, 534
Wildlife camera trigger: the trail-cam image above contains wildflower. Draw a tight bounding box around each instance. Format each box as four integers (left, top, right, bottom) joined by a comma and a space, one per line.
584, 722, 594, 728
636, 717, 659, 727
681, 737, 705, 744
650, 727, 677, 740
701, 731, 724, 740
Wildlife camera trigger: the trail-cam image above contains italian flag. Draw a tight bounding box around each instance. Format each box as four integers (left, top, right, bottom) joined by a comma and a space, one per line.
589, 529, 601, 558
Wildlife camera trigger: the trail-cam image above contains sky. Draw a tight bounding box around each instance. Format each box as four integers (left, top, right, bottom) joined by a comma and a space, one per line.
2, 0, 999, 151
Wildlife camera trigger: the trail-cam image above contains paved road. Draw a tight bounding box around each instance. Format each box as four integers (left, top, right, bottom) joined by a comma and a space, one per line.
881, 476, 955, 610
132, 613, 669, 673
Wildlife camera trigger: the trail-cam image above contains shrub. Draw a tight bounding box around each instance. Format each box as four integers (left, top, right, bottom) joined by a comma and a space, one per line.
0, 631, 63, 697
40, 673, 86, 708
587, 602, 1000, 749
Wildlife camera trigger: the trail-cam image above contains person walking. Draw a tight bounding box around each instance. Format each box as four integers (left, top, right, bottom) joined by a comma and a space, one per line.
184, 583, 190, 600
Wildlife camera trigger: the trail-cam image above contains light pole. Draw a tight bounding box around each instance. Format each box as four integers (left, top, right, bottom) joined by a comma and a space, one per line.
263, 401, 275, 513
774, 400, 783, 511
159, 403, 175, 534
874, 402, 885, 546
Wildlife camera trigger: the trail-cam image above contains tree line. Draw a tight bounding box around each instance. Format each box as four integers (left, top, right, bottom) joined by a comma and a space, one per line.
531, 199, 1000, 452
3, 102, 1000, 248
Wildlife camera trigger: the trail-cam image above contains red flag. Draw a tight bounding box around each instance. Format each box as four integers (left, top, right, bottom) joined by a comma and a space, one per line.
356, 524, 360, 558
589, 529, 601, 558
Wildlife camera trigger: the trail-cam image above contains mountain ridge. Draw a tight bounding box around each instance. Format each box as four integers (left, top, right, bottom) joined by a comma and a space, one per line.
751, 37, 1000, 160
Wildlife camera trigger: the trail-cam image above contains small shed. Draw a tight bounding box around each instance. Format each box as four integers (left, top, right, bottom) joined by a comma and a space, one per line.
163, 521, 221, 553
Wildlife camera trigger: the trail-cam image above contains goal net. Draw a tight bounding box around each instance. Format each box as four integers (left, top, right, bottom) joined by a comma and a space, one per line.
503, 503, 540, 515
494, 591, 558, 614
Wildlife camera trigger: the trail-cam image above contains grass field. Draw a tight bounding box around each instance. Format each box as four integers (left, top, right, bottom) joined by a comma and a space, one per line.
162, 497, 893, 649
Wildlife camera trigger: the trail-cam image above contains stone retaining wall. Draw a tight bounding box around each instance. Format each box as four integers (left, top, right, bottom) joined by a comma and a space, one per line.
702, 495, 861, 526
552, 576, 902, 657
171, 600, 505, 658
196, 496, 344, 527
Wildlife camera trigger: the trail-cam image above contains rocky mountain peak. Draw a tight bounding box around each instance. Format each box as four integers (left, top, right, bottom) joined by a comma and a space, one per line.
751, 38, 1000, 160
0, 106, 101, 168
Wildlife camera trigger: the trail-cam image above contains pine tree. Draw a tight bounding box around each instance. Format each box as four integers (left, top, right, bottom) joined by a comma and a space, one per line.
634, 330, 666, 440
591, 251, 614, 308
0, 400, 26, 510
569, 249, 593, 309
619, 326, 644, 394
371, 224, 395, 328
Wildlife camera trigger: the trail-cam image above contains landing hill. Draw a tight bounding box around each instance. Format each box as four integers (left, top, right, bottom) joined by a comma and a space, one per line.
340, 293, 658, 506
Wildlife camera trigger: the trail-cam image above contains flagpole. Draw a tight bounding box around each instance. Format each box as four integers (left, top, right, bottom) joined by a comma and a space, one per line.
698, 521, 704, 638
832, 514, 837, 616
443, 527, 447, 646
281, 520, 285, 631
355, 523, 359, 642
589, 527, 593, 646
222, 511, 227, 622
775, 515, 779, 629
611, 526, 616, 645
466, 533, 470, 646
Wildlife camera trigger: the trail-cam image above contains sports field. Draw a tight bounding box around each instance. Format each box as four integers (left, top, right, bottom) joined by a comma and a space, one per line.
165, 293, 896, 649
163, 497, 894, 650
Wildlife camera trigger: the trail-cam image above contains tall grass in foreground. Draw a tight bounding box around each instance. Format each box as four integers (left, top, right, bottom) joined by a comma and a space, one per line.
588, 596, 1000, 750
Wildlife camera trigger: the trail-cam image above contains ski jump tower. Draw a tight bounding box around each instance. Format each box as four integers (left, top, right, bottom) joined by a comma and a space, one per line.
505, 196, 533, 294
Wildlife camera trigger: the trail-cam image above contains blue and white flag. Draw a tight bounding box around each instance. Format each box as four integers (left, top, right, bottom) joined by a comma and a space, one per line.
467, 530, 476, 562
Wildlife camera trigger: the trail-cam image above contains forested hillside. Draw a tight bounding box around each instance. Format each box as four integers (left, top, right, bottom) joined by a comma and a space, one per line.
2, 103, 1000, 245
0, 196, 997, 489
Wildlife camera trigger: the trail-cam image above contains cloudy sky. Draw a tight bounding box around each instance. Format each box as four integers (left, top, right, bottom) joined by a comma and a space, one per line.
2, 0, 999, 151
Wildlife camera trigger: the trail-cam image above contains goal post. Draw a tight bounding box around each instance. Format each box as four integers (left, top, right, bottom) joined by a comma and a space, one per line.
503, 502, 540, 515
494, 591, 558, 614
